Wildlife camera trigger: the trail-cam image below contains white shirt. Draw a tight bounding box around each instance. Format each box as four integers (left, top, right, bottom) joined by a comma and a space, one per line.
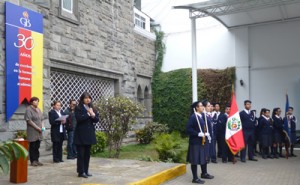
244, 109, 250, 114
55, 109, 63, 133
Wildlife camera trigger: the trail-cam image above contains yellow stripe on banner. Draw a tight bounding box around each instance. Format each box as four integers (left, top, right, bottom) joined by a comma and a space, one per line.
31, 32, 43, 112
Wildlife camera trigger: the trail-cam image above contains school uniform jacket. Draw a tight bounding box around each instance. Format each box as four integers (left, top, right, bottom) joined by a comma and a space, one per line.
48, 109, 67, 142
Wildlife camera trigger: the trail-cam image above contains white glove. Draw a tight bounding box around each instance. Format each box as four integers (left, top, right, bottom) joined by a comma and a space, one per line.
205, 132, 210, 137
198, 132, 204, 137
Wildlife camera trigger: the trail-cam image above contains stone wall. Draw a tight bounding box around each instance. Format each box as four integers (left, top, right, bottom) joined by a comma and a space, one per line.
0, 0, 155, 141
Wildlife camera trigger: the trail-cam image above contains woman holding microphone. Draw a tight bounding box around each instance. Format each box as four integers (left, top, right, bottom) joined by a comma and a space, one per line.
74, 92, 99, 178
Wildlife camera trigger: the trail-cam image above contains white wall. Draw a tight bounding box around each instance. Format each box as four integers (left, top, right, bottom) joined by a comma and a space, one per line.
247, 21, 300, 121
162, 25, 235, 72
163, 19, 300, 130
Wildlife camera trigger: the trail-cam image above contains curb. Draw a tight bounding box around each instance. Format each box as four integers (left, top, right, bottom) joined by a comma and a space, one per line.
127, 164, 186, 185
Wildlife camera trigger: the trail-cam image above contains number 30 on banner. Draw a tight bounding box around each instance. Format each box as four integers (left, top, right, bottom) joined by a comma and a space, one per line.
14, 34, 35, 50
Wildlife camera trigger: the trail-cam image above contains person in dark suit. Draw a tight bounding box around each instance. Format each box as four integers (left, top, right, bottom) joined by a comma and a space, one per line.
286, 107, 297, 157
74, 92, 99, 178
258, 108, 273, 159
186, 101, 214, 184
239, 100, 258, 162
272, 107, 284, 158
48, 101, 67, 163
218, 104, 234, 163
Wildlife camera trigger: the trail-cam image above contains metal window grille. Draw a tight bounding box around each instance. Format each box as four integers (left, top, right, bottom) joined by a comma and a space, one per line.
62, 0, 73, 13
50, 70, 114, 130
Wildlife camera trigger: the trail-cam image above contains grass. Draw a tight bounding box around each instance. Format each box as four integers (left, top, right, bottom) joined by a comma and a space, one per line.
92, 138, 189, 163
92, 142, 159, 161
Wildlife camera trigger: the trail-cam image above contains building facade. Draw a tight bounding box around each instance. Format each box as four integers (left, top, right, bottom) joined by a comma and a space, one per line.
0, 0, 156, 140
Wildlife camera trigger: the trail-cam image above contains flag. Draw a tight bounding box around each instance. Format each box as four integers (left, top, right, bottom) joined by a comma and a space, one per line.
283, 94, 291, 144
226, 92, 245, 155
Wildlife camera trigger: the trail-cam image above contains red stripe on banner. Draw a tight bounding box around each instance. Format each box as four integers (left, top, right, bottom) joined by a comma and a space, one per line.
18, 29, 32, 104
227, 130, 245, 155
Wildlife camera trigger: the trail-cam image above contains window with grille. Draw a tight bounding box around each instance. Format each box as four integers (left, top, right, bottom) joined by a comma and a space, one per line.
62, 0, 73, 13
135, 13, 146, 29
50, 70, 114, 130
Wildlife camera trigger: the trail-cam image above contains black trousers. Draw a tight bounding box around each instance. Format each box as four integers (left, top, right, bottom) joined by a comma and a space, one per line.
76, 145, 91, 174
240, 131, 255, 160
53, 141, 63, 162
29, 140, 41, 163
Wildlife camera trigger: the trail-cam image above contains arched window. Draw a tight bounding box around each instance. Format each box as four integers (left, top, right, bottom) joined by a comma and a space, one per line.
137, 85, 143, 104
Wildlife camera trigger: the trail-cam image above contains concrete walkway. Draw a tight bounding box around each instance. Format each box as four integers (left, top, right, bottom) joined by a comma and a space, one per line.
1, 149, 299, 185
0, 155, 183, 185
164, 149, 300, 185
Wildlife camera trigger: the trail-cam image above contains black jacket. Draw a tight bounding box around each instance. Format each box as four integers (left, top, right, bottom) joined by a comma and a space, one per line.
239, 110, 256, 131
48, 109, 67, 142
74, 104, 99, 145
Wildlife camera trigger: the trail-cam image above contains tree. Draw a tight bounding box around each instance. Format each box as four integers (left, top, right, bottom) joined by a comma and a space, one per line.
96, 96, 144, 158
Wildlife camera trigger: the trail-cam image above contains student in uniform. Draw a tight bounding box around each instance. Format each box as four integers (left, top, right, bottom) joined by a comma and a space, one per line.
239, 100, 258, 162
217, 104, 234, 163
285, 107, 297, 157
186, 101, 214, 184
202, 100, 215, 163
258, 108, 273, 159
272, 107, 284, 158
212, 103, 222, 158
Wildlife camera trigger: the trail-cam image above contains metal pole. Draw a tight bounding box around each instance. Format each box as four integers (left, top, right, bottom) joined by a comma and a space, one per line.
191, 17, 198, 102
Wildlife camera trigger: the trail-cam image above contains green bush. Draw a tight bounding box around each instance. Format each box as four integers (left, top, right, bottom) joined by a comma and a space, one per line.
91, 131, 107, 154
135, 122, 169, 144
152, 68, 235, 135
153, 132, 187, 163
96, 96, 144, 158
152, 69, 206, 134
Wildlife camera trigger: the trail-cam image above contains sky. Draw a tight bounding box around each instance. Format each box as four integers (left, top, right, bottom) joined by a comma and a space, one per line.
141, 0, 222, 34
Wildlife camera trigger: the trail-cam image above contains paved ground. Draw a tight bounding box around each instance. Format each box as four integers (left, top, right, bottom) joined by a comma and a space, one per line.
164, 149, 300, 185
1, 148, 299, 185
0, 155, 178, 185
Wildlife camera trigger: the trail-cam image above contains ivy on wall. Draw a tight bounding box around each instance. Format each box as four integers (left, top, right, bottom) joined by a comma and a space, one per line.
152, 30, 236, 134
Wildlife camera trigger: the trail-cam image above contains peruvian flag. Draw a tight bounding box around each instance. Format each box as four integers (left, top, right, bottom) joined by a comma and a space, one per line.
226, 92, 245, 155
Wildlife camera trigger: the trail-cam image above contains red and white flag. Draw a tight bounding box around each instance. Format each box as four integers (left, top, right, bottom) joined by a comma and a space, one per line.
226, 92, 245, 155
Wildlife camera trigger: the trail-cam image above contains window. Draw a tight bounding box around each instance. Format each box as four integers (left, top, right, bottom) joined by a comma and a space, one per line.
62, 0, 73, 13
135, 13, 146, 29
59, 0, 79, 24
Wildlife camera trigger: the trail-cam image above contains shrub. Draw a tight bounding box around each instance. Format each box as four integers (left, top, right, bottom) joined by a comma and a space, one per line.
135, 122, 169, 144
153, 132, 187, 163
0, 141, 28, 175
91, 131, 107, 154
152, 68, 235, 135
96, 96, 144, 158
15, 130, 27, 139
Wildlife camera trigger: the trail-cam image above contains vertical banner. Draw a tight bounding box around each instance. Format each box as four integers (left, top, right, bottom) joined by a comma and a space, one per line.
5, 2, 43, 121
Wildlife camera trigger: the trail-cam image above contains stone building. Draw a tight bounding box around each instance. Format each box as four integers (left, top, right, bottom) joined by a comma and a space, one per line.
0, 0, 156, 141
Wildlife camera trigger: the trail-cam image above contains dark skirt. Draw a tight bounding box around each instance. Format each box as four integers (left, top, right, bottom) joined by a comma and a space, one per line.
273, 132, 283, 143
186, 144, 207, 165
290, 132, 297, 144
260, 134, 273, 147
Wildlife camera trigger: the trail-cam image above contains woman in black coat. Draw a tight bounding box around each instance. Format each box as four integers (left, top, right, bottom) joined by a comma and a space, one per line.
186, 101, 214, 184
48, 101, 67, 163
74, 92, 99, 178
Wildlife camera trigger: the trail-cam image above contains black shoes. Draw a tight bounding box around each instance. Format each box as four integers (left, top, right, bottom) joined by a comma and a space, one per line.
86, 173, 92, 177
211, 160, 218, 163
192, 178, 205, 184
241, 159, 246, 162
201, 173, 214, 179
249, 158, 258, 161
67, 156, 75, 160
78, 173, 88, 178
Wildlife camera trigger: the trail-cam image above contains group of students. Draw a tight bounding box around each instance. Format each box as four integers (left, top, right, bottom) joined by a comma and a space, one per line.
24, 92, 99, 178
186, 99, 298, 184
